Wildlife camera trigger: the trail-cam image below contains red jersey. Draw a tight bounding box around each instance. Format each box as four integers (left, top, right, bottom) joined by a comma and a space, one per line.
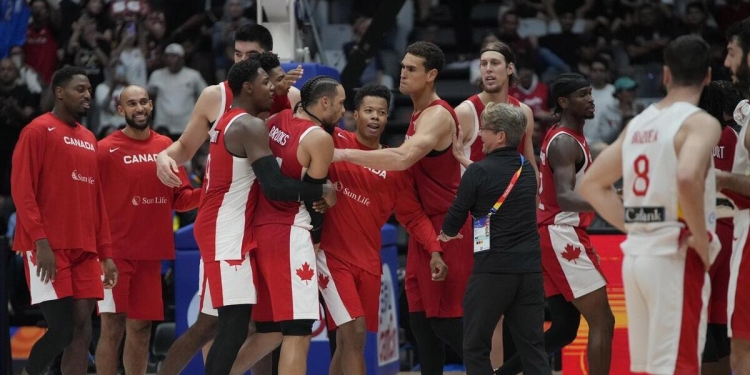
405, 100, 461, 216
254, 109, 322, 228
11, 113, 112, 259
460, 95, 524, 164
98, 130, 201, 260
537, 124, 594, 228
320, 129, 441, 274
509, 80, 549, 118
24, 25, 59, 84
194, 108, 259, 261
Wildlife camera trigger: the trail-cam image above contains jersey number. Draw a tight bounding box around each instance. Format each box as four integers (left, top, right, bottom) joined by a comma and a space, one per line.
204, 154, 212, 192
632, 154, 650, 196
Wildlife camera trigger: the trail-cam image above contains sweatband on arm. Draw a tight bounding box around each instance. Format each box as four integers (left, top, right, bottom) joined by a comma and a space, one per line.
252, 155, 323, 201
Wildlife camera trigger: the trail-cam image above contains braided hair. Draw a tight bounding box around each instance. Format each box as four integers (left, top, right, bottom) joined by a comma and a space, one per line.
698, 80, 743, 128
294, 75, 341, 132
551, 73, 590, 115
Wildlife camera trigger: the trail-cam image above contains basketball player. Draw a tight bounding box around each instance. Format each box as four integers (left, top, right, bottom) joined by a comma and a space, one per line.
155, 26, 318, 374
156, 23, 301, 189
497, 73, 614, 375
453, 41, 537, 172
234, 75, 339, 375
580, 35, 721, 374
697, 81, 742, 374
11, 66, 118, 375
717, 18, 750, 374
318, 84, 441, 375
334, 41, 467, 375
452, 41, 538, 369
94, 85, 201, 375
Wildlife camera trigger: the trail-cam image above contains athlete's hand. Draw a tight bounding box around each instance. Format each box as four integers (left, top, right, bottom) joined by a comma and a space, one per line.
35, 239, 56, 284
312, 199, 329, 213
715, 170, 730, 191
332, 148, 346, 163
430, 252, 448, 281
437, 230, 463, 242
275, 65, 304, 97
451, 126, 472, 169
101, 258, 118, 289
322, 180, 338, 208
156, 151, 182, 188
683, 231, 710, 271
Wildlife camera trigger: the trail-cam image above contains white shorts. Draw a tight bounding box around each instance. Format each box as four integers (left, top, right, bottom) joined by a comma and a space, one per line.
198, 253, 257, 316
622, 248, 710, 374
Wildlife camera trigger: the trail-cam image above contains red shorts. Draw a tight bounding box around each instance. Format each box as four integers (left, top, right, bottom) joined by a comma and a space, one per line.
97, 259, 164, 321
22, 249, 104, 304
317, 250, 380, 332
252, 224, 319, 322
405, 216, 473, 318
201, 252, 257, 310
708, 220, 732, 324
540, 225, 607, 301
729, 210, 750, 340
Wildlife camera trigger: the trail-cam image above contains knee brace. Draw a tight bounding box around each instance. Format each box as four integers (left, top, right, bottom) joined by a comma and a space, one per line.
279, 320, 315, 336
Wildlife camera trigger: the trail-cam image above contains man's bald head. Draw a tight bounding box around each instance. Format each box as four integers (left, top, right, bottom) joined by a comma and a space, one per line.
117, 85, 153, 131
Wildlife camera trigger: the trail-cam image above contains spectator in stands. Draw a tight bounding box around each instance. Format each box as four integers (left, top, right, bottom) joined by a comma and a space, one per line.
537, 11, 583, 78
509, 61, 554, 143
147, 43, 207, 138
143, 10, 167, 74
66, 0, 114, 89
680, 2, 723, 45
621, 4, 672, 65
574, 34, 601, 77
586, 0, 628, 43
0, 58, 35, 197
94, 59, 128, 133
0, 0, 30, 59
112, 22, 148, 88
497, 11, 536, 71
212, 0, 253, 82
544, 0, 595, 20
24, 0, 62, 85
512, 0, 547, 19
344, 16, 387, 88
583, 56, 615, 148
714, 0, 750, 35
8, 45, 44, 95
588, 76, 641, 159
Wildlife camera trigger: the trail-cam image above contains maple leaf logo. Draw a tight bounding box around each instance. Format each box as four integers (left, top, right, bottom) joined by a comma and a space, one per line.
29, 252, 37, 267
319, 273, 330, 290
225, 259, 244, 270
561, 244, 582, 263
296, 262, 315, 284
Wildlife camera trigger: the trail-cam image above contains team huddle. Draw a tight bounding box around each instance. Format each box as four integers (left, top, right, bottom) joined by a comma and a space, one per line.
8, 18, 750, 375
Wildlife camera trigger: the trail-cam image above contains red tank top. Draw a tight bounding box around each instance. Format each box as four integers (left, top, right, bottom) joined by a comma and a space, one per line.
194, 107, 259, 261
405, 100, 461, 217
715, 125, 750, 217
463, 94, 525, 163
253, 109, 323, 228
537, 124, 595, 228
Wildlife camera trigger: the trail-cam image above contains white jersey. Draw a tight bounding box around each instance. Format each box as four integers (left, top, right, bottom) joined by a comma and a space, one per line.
621, 102, 717, 256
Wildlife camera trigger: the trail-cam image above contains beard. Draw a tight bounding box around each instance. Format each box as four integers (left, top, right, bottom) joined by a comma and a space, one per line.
734, 60, 750, 89
125, 112, 152, 130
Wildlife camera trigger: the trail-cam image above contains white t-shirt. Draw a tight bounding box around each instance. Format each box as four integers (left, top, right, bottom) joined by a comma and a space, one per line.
147, 67, 207, 135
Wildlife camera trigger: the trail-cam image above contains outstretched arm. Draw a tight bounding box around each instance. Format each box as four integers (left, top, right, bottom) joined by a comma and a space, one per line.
156, 85, 220, 187
548, 134, 593, 212
336, 106, 454, 171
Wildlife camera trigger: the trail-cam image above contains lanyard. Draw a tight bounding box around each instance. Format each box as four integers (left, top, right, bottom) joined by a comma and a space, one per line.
489, 155, 525, 216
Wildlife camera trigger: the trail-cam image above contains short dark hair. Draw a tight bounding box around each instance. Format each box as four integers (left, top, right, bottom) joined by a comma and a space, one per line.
227, 59, 263, 96
664, 35, 710, 87
51, 66, 88, 90
257, 51, 281, 73
727, 18, 750, 57
406, 42, 445, 74
481, 41, 518, 87
685, 1, 706, 14
234, 24, 273, 51
354, 84, 391, 110
297, 75, 341, 111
